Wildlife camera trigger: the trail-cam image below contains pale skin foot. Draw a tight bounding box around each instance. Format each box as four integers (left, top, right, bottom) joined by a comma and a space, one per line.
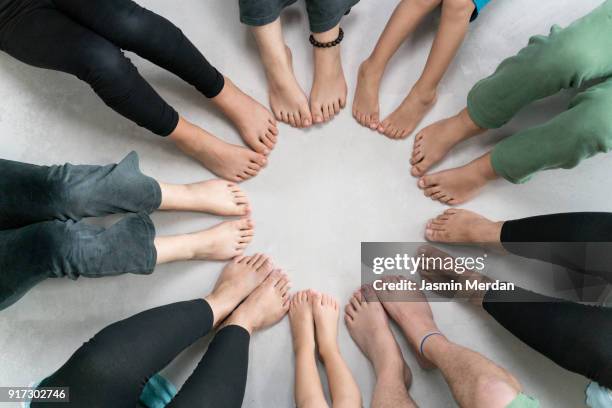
211, 77, 279, 155
222, 269, 291, 334
252, 19, 312, 128
290, 290, 316, 353
418, 152, 498, 205
411, 108, 485, 176
352, 58, 383, 130
310, 26, 347, 124
425, 209, 503, 244
310, 291, 340, 356
378, 86, 437, 139
159, 179, 250, 216
155, 218, 255, 263
205, 253, 274, 326
169, 117, 267, 182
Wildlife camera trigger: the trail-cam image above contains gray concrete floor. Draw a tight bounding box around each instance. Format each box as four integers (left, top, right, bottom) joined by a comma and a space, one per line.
0, 0, 609, 406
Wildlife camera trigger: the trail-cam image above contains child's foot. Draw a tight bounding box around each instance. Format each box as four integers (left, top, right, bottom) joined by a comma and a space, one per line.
425, 209, 503, 243
160, 180, 250, 216
265, 46, 312, 128
289, 290, 316, 352
212, 78, 279, 155
192, 218, 255, 260
206, 253, 274, 326
223, 269, 291, 333
411, 108, 485, 176
352, 58, 383, 129
171, 118, 267, 182
345, 287, 412, 385
310, 291, 340, 357
310, 42, 347, 124
378, 86, 437, 139
418, 153, 498, 205
374, 280, 440, 369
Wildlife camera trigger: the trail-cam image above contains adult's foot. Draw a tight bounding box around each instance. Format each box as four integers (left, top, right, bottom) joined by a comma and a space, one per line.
223, 269, 291, 334
352, 58, 383, 129
211, 77, 279, 155
345, 287, 412, 385
310, 29, 347, 124
289, 290, 316, 353
310, 291, 341, 357
418, 152, 498, 205
192, 218, 255, 260
205, 253, 274, 326
425, 209, 503, 244
411, 108, 485, 176
170, 118, 267, 182
159, 179, 250, 216
378, 86, 437, 139
374, 279, 440, 369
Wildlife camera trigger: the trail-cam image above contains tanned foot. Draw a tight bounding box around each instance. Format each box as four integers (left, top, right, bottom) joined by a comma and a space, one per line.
425, 209, 503, 244
171, 118, 267, 182
418, 245, 491, 306
411, 108, 485, 176
352, 58, 383, 130
160, 179, 250, 216
223, 269, 291, 334
418, 152, 498, 205
345, 287, 412, 385
205, 253, 274, 326
310, 41, 347, 124
212, 77, 279, 155
266, 46, 312, 128
374, 279, 440, 369
289, 290, 316, 352
192, 218, 255, 260
310, 291, 341, 356
378, 86, 437, 139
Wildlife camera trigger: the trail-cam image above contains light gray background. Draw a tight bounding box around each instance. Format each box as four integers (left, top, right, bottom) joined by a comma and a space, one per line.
0, 0, 609, 406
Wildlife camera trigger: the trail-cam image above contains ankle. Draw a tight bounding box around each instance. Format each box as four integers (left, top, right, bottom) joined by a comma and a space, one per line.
421, 333, 449, 366
223, 311, 254, 335
318, 342, 341, 361
458, 107, 484, 132
475, 153, 499, 181
411, 82, 438, 104
373, 356, 405, 379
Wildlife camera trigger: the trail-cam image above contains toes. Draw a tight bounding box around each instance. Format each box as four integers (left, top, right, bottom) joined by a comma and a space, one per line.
369, 113, 380, 129
322, 105, 331, 122
288, 113, 297, 128
312, 103, 324, 124
299, 109, 312, 127
344, 305, 355, 321
280, 111, 289, 124
424, 187, 441, 197
418, 175, 439, 189
253, 253, 269, 269
238, 218, 254, 231
265, 269, 282, 286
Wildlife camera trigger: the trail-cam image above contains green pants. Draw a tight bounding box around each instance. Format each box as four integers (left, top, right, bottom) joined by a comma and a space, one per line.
467, 0, 612, 183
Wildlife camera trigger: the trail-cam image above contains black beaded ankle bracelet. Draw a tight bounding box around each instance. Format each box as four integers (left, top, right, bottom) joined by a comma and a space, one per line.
309, 27, 344, 48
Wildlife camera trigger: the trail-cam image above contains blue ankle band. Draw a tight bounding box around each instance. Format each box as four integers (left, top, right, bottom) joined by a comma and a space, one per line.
419, 332, 444, 356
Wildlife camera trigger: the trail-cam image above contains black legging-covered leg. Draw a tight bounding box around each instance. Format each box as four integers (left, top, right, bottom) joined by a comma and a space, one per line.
32, 300, 250, 408
501, 212, 612, 283
483, 286, 612, 388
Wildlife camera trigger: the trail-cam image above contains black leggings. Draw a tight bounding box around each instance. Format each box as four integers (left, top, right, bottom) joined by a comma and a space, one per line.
0, 0, 224, 136
32, 299, 249, 408
482, 212, 612, 388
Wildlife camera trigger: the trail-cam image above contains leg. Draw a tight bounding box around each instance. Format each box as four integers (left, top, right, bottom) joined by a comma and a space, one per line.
53, 0, 279, 155
379, 0, 475, 139
250, 18, 312, 128
311, 291, 362, 408
345, 288, 416, 408
0, 152, 159, 230
168, 269, 291, 407
289, 291, 330, 408
32, 254, 275, 407
354, 0, 441, 130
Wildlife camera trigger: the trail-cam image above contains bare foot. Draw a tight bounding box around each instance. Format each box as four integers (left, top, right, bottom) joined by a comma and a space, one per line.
289, 290, 315, 352
411, 108, 485, 177
170, 118, 267, 182
418, 152, 498, 205
345, 288, 412, 385
374, 279, 440, 369
426, 209, 503, 244
192, 218, 255, 260
159, 179, 250, 216
378, 86, 437, 139
352, 59, 383, 130
418, 245, 491, 306
310, 291, 340, 357
211, 77, 279, 155
266, 46, 312, 128
310, 42, 347, 124
223, 269, 291, 334
205, 253, 274, 326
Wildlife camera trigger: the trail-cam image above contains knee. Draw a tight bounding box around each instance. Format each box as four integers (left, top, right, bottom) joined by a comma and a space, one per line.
442, 0, 476, 20
78, 43, 135, 89
531, 33, 594, 84
473, 375, 522, 408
